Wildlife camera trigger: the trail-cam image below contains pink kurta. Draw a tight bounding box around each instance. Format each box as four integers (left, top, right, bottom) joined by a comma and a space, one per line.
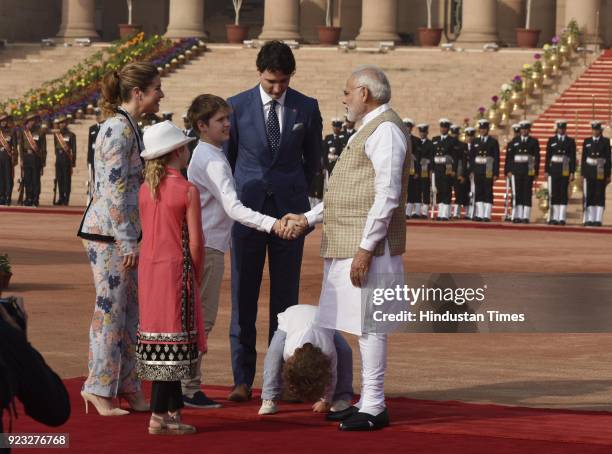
137, 167, 206, 381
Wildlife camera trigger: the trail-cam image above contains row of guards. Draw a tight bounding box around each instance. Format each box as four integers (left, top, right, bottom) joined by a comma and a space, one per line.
308, 117, 611, 227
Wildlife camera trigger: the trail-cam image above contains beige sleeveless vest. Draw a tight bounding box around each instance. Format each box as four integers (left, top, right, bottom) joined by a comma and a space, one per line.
320, 108, 410, 258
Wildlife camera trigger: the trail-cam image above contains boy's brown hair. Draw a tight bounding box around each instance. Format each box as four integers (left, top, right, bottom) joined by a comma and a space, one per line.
187, 94, 230, 131
281, 343, 331, 402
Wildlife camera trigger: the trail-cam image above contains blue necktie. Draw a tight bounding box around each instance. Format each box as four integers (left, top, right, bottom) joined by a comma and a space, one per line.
267, 100, 280, 158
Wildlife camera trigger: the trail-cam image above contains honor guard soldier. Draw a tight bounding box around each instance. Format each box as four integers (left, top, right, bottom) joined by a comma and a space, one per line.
343, 117, 356, 140
19, 113, 46, 207
53, 116, 76, 205
545, 120, 576, 225
0, 113, 18, 205
449, 124, 470, 219
403, 118, 421, 218
87, 108, 103, 201
581, 120, 611, 226
431, 118, 456, 220
415, 123, 434, 218
323, 118, 347, 176
470, 119, 499, 221
505, 120, 540, 223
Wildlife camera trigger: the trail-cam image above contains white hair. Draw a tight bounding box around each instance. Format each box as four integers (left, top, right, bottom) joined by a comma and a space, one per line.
351, 65, 391, 104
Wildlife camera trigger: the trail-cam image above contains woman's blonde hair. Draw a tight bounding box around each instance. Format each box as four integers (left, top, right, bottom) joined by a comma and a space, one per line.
143, 154, 172, 200
99, 62, 159, 118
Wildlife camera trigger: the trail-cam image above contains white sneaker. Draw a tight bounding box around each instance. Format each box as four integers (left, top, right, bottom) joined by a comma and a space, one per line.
330, 399, 350, 412
258, 400, 278, 415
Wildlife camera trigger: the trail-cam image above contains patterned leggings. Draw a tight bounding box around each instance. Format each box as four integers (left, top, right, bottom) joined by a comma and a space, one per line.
83, 240, 140, 397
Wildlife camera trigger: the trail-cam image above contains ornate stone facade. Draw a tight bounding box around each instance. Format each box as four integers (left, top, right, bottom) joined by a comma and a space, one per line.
0, 0, 610, 47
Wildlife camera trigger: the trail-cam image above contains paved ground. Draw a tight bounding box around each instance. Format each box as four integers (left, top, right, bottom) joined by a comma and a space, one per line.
2, 210, 612, 411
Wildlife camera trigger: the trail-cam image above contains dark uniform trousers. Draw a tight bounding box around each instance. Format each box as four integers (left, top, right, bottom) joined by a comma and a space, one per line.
453, 143, 470, 206
471, 136, 500, 205
546, 136, 576, 205
581, 137, 611, 207
56, 154, 72, 203
432, 136, 455, 205
23, 153, 42, 204
0, 149, 12, 203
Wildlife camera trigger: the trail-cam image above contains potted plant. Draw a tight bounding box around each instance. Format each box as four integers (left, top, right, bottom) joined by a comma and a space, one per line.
516, 0, 540, 48
119, 1, 143, 39
317, 0, 341, 45
417, 0, 443, 47
0, 254, 12, 289
226, 0, 250, 44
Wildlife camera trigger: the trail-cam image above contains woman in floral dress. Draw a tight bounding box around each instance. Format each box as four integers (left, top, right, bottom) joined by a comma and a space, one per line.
77, 62, 163, 415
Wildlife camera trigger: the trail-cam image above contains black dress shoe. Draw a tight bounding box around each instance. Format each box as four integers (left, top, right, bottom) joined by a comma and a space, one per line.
522, 219, 529, 224
594, 221, 603, 227
483, 218, 491, 222
551, 220, 559, 225
339, 409, 390, 431
559, 220, 566, 226
512, 218, 520, 224
473, 217, 482, 222
584, 221, 593, 226
326, 405, 359, 422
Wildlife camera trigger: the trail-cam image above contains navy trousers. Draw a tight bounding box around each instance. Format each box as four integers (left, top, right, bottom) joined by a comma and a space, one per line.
229, 195, 305, 387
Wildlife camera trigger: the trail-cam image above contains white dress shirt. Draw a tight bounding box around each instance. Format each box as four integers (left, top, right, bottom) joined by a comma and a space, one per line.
278, 304, 337, 402
260, 84, 286, 134
305, 103, 408, 252
304, 103, 407, 335
187, 141, 277, 253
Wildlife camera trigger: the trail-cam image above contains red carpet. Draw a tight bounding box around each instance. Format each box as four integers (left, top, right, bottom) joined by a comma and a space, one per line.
6, 378, 612, 453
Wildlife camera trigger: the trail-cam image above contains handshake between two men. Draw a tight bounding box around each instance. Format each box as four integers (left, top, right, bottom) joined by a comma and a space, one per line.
270, 213, 309, 240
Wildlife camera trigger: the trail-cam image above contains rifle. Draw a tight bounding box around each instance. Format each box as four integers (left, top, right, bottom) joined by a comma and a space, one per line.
503, 176, 512, 221
17, 167, 24, 205
53, 177, 58, 205
430, 172, 437, 220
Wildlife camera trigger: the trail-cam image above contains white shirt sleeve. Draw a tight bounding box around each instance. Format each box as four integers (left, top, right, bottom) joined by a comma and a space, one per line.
359, 122, 408, 252
304, 201, 324, 227
202, 159, 277, 233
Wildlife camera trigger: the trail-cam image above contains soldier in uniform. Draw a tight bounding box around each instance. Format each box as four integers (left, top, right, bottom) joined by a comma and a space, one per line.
53, 116, 76, 205
470, 119, 499, 222
505, 120, 540, 223
415, 123, 433, 218
87, 108, 103, 201
403, 118, 421, 218
545, 120, 576, 225
343, 117, 356, 140
19, 113, 46, 207
450, 124, 470, 219
431, 118, 456, 220
581, 120, 611, 226
0, 113, 18, 205
323, 118, 347, 176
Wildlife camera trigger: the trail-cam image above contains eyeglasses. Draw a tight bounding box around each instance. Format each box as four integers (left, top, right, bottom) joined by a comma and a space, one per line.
343, 85, 365, 96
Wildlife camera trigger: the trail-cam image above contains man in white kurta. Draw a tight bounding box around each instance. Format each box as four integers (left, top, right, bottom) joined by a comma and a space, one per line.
293, 66, 409, 431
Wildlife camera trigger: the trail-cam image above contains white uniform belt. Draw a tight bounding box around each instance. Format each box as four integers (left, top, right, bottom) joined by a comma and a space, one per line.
586, 157, 598, 166
550, 155, 565, 163
514, 154, 529, 163
475, 156, 487, 164
434, 156, 446, 164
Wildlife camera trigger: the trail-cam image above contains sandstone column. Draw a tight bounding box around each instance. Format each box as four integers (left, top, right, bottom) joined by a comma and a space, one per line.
355, 0, 400, 45
56, 0, 99, 40
259, 0, 302, 41
165, 0, 206, 39
564, 0, 602, 44
457, 0, 499, 45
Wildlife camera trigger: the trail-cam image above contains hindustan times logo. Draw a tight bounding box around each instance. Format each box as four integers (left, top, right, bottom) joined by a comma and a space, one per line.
371, 284, 487, 306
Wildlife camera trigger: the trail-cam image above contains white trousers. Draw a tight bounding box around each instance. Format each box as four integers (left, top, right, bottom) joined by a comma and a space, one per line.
355, 333, 387, 415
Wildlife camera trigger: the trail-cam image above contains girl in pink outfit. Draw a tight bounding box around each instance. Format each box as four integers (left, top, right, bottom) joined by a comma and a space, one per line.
137, 120, 205, 435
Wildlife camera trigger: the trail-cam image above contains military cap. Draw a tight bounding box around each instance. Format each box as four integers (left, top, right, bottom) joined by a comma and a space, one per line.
54, 114, 67, 124
450, 124, 461, 133
439, 118, 451, 127
555, 119, 567, 129
402, 118, 415, 127
417, 123, 429, 132
464, 127, 476, 135
331, 117, 343, 127
511, 123, 521, 132
519, 120, 532, 129
25, 112, 39, 121
477, 119, 490, 129
591, 120, 603, 130
0, 112, 10, 121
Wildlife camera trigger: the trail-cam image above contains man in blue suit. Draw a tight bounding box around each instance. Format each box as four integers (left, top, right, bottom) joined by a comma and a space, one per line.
225, 41, 323, 402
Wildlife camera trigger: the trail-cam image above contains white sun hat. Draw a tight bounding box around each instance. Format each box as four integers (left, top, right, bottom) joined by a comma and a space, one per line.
141, 120, 196, 160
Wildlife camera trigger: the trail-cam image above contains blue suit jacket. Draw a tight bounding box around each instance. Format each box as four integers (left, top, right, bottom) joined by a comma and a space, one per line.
225, 85, 322, 237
